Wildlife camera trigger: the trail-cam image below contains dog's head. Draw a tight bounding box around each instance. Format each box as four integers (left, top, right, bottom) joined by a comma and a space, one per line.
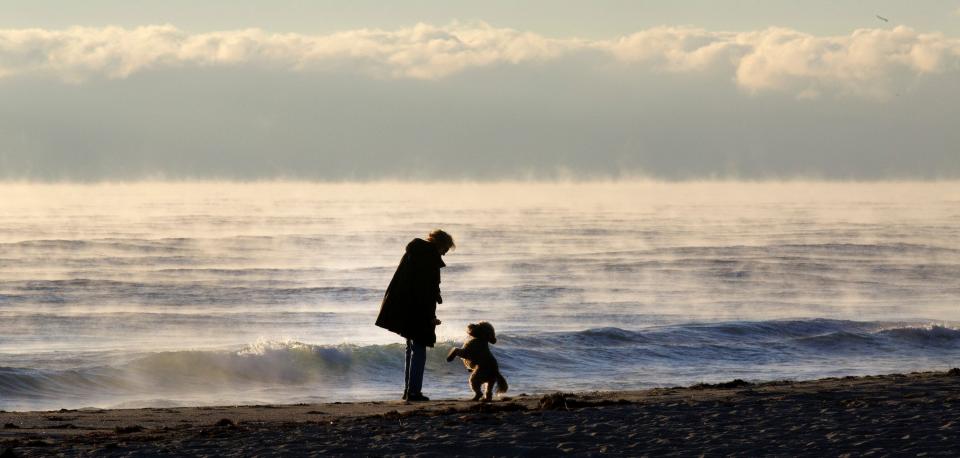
467, 321, 497, 344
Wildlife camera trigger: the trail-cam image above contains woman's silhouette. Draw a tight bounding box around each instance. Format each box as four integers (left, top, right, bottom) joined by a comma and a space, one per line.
375, 229, 454, 401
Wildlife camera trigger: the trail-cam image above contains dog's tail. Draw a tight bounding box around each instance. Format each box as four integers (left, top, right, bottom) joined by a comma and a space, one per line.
495, 372, 508, 394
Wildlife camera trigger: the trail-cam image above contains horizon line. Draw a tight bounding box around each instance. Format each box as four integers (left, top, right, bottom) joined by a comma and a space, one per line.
1, 177, 959, 185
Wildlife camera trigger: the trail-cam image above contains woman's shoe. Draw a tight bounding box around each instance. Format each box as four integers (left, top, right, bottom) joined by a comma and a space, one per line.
406, 393, 430, 402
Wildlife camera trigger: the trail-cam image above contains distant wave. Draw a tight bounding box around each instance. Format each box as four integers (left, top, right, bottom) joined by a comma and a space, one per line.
509, 319, 960, 349
877, 325, 960, 346
0, 279, 382, 305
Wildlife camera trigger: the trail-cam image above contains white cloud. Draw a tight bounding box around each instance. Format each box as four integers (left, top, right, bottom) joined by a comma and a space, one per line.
606, 26, 749, 72
1, 22, 958, 98
0, 22, 574, 82
608, 26, 960, 98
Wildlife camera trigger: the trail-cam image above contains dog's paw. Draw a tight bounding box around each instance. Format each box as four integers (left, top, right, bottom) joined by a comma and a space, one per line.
446, 348, 458, 362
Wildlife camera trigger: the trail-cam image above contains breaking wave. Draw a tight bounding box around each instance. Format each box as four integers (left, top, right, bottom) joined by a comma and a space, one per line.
3, 319, 959, 410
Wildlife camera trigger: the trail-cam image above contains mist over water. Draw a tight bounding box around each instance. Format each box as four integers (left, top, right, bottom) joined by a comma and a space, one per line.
1, 181, 958, 411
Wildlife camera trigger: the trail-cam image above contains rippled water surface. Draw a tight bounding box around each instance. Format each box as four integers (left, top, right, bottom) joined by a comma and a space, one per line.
1, 181, 958, 411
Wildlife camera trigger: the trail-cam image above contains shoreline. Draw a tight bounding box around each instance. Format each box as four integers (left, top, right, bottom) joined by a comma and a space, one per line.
2, 369, 960, 456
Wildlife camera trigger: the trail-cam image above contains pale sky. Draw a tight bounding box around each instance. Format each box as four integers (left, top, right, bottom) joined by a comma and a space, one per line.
1, 1, 958, 180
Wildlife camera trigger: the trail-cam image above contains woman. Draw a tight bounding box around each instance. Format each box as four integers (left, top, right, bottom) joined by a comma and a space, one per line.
375, 229, 455, 402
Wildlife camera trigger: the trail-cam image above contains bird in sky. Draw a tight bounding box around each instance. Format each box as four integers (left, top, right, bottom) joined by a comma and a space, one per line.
876, 14, 889, 22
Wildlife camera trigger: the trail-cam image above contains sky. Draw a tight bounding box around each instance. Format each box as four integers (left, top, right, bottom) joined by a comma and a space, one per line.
1, 1, 958, 180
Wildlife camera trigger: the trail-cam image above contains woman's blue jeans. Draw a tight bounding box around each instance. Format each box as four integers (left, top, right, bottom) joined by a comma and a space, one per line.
405, 339, 426, 395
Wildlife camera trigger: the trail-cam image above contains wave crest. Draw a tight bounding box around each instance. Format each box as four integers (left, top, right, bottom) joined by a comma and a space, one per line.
3, 319, 960, 410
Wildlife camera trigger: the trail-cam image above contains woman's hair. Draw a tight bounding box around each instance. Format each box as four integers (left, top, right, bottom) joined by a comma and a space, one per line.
427, 229, 455, 251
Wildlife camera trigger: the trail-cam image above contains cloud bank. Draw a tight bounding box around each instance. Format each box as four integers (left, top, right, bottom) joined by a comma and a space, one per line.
1, 22, 958, 98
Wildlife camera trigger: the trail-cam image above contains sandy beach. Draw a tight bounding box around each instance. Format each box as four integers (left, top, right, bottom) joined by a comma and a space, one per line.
3, 0, 959, 454
1, 369, 958, 456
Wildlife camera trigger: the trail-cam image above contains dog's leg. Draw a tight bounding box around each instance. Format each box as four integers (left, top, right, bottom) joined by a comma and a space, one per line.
483, 380, 494, 402
469, 371, 483, 401
446, 348, 460, 362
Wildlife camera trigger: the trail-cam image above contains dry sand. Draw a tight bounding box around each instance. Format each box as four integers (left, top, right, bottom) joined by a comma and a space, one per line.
2, 369, 960, 456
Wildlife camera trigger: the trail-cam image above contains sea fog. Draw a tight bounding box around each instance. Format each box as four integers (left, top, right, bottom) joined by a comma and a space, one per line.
0, 181, 958, 411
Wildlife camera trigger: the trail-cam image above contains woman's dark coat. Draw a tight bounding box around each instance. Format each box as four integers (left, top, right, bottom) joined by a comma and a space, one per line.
375, 238, 445, 347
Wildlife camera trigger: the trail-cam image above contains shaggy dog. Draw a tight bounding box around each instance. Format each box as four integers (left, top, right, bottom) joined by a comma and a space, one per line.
446, 321, 508, 401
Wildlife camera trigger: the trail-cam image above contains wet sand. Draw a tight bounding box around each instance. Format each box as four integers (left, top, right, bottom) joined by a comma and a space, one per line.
2, 369, 959, 457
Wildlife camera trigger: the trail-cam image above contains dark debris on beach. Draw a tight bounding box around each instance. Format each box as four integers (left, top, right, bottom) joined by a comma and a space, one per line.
2, 370, 960, 456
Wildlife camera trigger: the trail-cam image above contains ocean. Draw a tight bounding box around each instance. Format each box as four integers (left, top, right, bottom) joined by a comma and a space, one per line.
1, 181, 958, 411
